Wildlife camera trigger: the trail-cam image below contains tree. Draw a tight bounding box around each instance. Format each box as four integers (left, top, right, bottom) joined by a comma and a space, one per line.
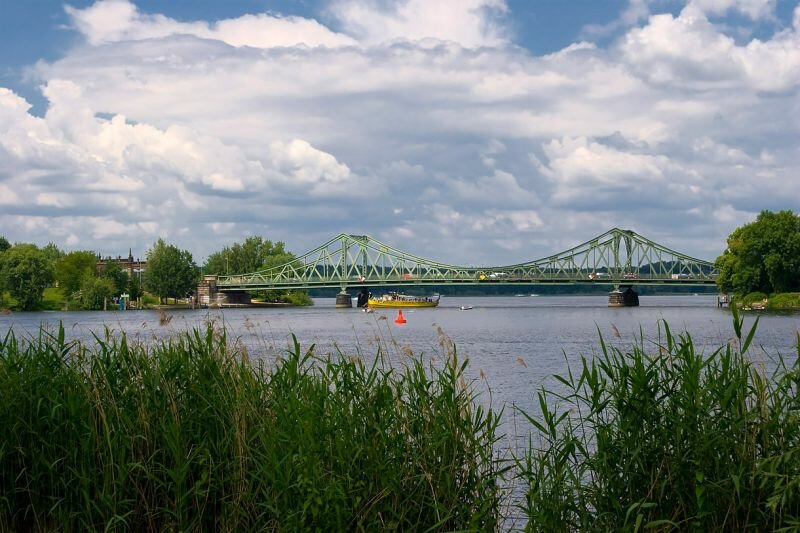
716, 210, 800, 295
41, 243, 63, 266
145, 239, 199, 303
0, 244, 55, 310
0, 236, 10, 254
103, 261, 129, 297
204, 236, 312, 305
80, 274, 116, 310
127, 274, 143, 301
204, 236, 291, 275
56, 251, 98, 297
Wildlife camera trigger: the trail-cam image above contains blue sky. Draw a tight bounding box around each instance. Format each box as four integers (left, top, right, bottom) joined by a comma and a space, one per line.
0, 0, 798, 264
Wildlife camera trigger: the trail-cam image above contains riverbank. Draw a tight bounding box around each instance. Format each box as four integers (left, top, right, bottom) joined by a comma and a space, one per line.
1, 311, 799, 530
739, 291, 800, 311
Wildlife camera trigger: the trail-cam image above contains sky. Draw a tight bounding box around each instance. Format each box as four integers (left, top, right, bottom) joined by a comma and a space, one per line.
0, 0, 798, 266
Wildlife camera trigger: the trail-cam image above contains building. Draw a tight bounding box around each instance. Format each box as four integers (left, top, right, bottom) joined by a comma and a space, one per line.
96, 249, 147, 277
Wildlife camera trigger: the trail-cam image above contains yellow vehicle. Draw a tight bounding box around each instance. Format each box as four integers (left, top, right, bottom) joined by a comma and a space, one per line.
367, 292, 440, 308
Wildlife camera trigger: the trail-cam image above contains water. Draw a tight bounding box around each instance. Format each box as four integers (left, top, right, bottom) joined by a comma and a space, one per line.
3, 295, 798, 417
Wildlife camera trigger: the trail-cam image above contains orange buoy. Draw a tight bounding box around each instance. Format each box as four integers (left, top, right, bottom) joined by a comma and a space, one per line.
394, 309, 407, 324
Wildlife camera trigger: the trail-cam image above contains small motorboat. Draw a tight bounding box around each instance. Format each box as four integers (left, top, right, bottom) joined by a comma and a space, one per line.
459, 305, 473, 310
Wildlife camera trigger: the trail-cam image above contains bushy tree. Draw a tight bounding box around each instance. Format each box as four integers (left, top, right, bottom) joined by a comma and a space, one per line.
204, 236, 293, 275
0, 236, 10, 254
0, 244, 55, 310
145, 239, 198, 303
127, 274, 143, 301
41, 243, 63, 266
80, 274, 116, 310
56, 251, 98, 296
716, 210, 800, 295
204, 236, 311, 305
103, 261, 129, 297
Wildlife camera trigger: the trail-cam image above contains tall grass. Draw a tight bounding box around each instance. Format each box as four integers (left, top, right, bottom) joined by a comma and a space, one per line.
3, 310, 800, 531
517, 306, 800, 531
0, 325, 504, 531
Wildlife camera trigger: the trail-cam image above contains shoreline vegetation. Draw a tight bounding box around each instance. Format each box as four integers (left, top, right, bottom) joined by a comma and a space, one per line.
737, 291, 800, 311
2, 310, 800, 530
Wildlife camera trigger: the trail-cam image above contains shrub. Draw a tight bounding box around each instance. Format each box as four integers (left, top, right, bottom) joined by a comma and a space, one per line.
767, 292, 800, 310
741, 291, 768, 307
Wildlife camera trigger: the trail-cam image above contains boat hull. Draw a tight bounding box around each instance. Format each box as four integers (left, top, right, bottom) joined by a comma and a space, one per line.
367, 293, 440, 308
367, 299, 439, 308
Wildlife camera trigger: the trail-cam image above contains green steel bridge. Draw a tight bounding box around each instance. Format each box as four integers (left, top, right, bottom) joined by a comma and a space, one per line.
216, 228, 718, 292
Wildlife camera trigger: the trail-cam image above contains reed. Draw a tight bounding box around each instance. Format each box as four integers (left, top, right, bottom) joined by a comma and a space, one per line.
0, 325, 504, 531
3, 310, 799, 531
517, 306, 800, 531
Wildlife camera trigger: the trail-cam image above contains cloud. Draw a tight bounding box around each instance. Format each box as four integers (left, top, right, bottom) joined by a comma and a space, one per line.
685, 0, 776, 20
1, 0, 798, 264
0, 81, 366, 254
65, 0, 355, 48
581, 0, 651, 38
620, 5, 800, 92
328, 0, 510, 47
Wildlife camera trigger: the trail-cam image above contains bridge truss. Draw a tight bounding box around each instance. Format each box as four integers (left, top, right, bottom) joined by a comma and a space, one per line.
216, 228, 718, 291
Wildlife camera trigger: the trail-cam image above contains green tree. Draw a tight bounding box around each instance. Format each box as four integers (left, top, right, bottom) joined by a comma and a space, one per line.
0, 236, 10, 254
103, 261, 129, 297
127, 274, 143, 301
716, 210, 800, 295
80, 274, 116, 310
41, 243, 63, 266
56, 251, 98, 297
204, 236, 292, 275
204, 237, 312, 305
145, 239, 199, 303
0, 244, 55, 310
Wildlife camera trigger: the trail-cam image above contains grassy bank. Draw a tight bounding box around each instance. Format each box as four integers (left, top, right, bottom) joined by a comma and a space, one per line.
0, 287, 64, 311
1, 312, 799, 531
738, 291, 800, 311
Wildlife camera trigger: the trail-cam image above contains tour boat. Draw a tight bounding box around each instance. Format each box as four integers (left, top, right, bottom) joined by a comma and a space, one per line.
367, 292, 440, 308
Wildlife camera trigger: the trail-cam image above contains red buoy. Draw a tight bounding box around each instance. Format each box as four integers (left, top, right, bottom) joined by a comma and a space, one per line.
394, 309, 407, 324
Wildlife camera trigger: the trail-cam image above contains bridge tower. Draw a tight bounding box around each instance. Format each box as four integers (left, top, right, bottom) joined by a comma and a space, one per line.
608, 230, 639, 307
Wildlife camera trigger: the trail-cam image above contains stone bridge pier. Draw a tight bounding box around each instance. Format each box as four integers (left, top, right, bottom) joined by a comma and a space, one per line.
197, 275, 251, 308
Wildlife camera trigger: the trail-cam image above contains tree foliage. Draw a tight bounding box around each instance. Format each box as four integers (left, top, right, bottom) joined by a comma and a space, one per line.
716, 210, 800, 295
0, 244, 55, 310
127, 274, 143, 301
145, 239, 199, 302
41, 243, 63, 266
204, 236, 311, 305
0, 236, 10, 254
102, 261, 129, 297
204, 236, 293, 275
80, 274, 116, 310
56, 251, 98, 296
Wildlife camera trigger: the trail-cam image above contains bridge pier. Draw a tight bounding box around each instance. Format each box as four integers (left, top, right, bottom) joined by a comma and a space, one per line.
335, 290, 352, 308
608, 286, 639, 307
197, 275, 217, 307
197, 275, 252, 307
